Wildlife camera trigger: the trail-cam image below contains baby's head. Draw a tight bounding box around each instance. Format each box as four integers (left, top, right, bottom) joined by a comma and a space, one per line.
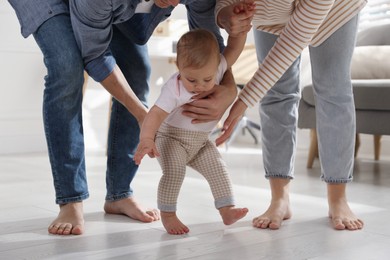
176, 29, 221, 94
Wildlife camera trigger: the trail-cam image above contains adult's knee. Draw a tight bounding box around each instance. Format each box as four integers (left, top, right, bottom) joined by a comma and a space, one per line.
43, 51, 85, 105
47, 50, 84, 82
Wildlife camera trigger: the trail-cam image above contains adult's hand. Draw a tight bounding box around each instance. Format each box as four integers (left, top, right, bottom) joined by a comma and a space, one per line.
101, 65, 148, 126
215, 99, 248, 146
217, 0, 255, 37
182, 70, 237, 123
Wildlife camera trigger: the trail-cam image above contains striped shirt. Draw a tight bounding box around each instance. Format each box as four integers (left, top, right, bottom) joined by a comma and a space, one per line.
216, 0, 367, 107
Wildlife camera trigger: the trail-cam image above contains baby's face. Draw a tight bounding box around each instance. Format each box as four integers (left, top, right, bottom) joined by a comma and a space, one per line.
179, 60, 219, 94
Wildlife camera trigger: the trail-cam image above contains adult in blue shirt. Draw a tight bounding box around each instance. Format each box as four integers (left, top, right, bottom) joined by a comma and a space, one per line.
8, 0, 242, 235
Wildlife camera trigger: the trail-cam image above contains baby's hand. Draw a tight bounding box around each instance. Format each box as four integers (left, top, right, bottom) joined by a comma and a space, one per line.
134, 139, 160, 165
233, 0, 256, 14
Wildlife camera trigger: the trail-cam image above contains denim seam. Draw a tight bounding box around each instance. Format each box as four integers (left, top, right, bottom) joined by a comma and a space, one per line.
321, 176, 353, 184
265, 173, 294, 180
106, 192, 132, 202
106, 98, 118, 200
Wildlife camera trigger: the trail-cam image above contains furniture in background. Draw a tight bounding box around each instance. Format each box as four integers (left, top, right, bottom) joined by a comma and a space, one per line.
298, 24, 390, 168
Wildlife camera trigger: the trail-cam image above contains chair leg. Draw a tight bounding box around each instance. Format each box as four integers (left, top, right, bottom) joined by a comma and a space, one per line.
374, 134, 382, 161
354, 133, 360, 158
307, 129, 319, 168
244, 126, 259, 144
307, 130, 365, 168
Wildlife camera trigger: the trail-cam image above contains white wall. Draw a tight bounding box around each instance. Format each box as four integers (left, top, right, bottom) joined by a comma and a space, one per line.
0, 2, 47, 153
0, 2, 112, 154
0, 2, 178, 155
1, 2, 388, 160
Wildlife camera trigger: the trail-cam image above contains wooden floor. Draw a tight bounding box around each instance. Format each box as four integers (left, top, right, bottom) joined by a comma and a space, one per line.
1, 140, 390, 260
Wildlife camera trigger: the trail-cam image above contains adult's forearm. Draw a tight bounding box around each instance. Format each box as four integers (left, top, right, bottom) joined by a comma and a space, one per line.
220, 69, 238, 103
100, 65, 147, 124
240, 0, 335, 107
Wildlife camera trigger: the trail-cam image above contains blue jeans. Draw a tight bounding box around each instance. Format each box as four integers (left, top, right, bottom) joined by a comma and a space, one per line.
33, 14, 150, 204
106, 25, 150, 201
34, 14, 87, 204
254, 16, 358, 183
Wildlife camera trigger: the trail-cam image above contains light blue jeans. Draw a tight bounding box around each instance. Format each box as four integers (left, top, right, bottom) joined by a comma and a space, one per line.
33, 14, 150, 204
254, 16, 358, 183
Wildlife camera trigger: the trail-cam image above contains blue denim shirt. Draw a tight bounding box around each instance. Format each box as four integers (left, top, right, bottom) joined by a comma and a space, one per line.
8, 0, 69, 38
69, 0, 223, 82
9, 0, 223, 83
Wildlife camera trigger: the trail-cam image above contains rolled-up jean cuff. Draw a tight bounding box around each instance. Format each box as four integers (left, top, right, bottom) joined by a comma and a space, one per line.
322, 177, 353, 184
105, 192, 132, 202
56, 193, 89, 205
265, 174, 294, 180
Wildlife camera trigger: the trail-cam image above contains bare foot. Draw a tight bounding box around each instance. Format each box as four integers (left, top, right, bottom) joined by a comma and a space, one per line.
161, 211, 189, 235
328, 184, 363, 230
104, 197, 160, 223
253, 178, 292, 230
252, 199, 292, 230
219, 206, 248, 225
48, 202, 84, 235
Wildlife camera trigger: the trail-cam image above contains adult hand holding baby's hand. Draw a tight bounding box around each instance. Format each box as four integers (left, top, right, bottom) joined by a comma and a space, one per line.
217, 0, 255, 37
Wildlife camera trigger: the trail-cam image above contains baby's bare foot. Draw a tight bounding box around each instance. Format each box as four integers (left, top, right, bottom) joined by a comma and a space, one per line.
328, 198, 364, 230
161, 211, 189, 235
219, 206, 248, 225
252, 199, 291, 230
104, 197, 160, 223
48, 202, 84, 235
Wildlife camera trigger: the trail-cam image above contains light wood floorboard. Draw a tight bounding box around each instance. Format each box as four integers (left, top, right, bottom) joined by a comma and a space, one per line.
1, 143, 390, 260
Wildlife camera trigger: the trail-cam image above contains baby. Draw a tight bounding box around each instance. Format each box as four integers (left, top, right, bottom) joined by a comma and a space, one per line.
135, 3, 254, 235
